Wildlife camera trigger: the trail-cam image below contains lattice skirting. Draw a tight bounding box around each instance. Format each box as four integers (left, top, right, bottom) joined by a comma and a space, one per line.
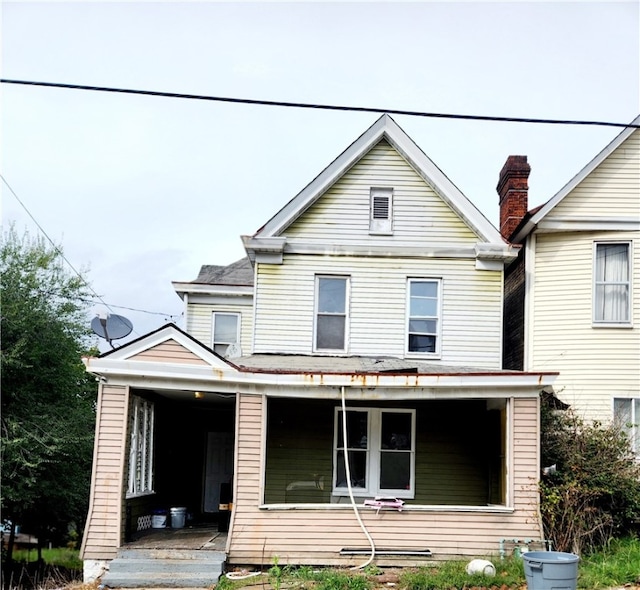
137, 514, 152, 531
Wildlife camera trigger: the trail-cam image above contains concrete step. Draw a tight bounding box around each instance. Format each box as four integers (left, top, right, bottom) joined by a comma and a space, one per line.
116, 548, 226, 561
102, 549, 225, 588
102, 571, 221, 588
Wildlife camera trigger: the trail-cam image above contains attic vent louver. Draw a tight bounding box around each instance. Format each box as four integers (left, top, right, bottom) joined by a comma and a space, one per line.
373, 195, 389, 219
370, 187, 393, 234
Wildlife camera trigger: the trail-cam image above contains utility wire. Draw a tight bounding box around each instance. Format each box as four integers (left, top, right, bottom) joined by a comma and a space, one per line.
1, 174, 99, 300
81, 298, 183, 320
1, 174, 179, 332
2, 78, 639, 129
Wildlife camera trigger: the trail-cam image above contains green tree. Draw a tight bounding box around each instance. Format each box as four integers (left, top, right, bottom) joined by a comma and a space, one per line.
1, 227, 98, 562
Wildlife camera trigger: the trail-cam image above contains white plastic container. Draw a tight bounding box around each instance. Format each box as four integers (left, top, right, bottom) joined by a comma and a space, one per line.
151, 511, 167, 528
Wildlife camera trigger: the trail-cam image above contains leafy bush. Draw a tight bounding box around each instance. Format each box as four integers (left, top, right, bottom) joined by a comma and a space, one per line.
540, 397, 640, 554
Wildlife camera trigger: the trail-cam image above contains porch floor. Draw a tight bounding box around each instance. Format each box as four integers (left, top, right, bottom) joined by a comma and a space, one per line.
125, 526, 227, 551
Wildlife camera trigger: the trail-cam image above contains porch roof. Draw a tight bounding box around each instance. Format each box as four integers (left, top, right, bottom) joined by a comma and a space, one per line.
231, 354, 515, 376
85, 324, 557, 398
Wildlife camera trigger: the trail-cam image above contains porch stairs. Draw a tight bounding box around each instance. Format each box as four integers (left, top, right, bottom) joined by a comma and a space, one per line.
101, 548, 226, 588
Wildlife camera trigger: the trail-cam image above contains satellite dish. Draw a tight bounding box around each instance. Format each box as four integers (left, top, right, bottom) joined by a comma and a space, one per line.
91, 313, 133, 348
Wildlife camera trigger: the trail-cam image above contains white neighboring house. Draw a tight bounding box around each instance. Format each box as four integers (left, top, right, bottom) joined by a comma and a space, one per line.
501, 115, 640, 456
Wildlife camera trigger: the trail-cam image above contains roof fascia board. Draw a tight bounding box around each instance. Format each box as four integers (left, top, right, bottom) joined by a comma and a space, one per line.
182, 293, 254, 306
84, 356, 556, 390
513, 116, 640, 243
172, 282, 254, 297
257, 241, 517, 262
257, 114, 504, 244
536, 217, 640, 233
95, 374, 552, 401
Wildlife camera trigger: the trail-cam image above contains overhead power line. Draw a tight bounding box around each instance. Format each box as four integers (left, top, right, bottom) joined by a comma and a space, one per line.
1, 174, 180, 333
1, 173, 96, 297
2, 78, 638, 129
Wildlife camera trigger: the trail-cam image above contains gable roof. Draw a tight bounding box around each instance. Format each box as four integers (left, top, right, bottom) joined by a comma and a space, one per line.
93, 322, 235, 368
252, 114, 505, 244
512, 114, 640, 243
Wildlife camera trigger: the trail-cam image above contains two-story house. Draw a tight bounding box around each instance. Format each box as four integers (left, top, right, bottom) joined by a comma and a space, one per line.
80, 115, 556, 584
501, 116, 640, 455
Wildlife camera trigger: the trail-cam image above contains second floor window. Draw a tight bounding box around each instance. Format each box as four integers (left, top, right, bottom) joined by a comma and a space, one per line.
212, 312, 240, 356
594, 242, 631, 325
315, 276, 348, 351
407, 278, 441, 355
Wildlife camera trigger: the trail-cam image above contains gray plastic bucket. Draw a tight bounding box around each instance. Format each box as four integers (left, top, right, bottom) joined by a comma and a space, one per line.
170, 506, 187, 529
522, 551, 579, 590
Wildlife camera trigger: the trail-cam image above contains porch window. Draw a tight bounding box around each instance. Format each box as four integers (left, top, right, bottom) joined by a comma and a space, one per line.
315, 276, 349, 352
614, 398, 640, 458
334, 408, 415, 498
407, 278, 441, 356
212, 312, 240, 357
594, 243, 631, 325
127, 396, 154, 498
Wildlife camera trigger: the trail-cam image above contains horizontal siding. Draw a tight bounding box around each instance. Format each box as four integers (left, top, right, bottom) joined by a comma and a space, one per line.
186, 302, 254, 354
531, 232, 640, 420
81, 384, 128, 561
131, 340, 209, 364
550, 132, 639, 218
254, 256, 503, 367
228, 394, 541, 566
286, 140, 480, 246
511, 398, 539, 512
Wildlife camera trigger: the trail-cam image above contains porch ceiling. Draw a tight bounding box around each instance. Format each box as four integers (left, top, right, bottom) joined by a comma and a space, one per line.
140, 387, 235, 406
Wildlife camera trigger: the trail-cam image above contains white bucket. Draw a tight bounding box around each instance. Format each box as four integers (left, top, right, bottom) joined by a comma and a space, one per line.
170, 507, 187, 529
151, 513, 167, 528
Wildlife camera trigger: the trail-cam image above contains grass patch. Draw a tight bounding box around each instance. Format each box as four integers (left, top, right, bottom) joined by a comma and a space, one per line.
578, 535, 640, 589
401, 557, 524, 590
10, 547, 82, 570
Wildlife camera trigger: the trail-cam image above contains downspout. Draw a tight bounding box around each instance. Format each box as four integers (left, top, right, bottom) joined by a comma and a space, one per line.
340, 386, 376, 569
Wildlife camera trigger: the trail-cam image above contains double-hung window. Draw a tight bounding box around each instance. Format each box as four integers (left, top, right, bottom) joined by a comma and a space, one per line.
334, 408, 415, 498
315, 276, 348, 351
212, 312, 240, 356
127, 396, 154, 497
594, 242, 631, 325
614, 398, 640, 459
407, 278, 441, 355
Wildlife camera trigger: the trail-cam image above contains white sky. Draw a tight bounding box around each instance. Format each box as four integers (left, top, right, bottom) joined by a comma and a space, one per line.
2, 1, 639, 351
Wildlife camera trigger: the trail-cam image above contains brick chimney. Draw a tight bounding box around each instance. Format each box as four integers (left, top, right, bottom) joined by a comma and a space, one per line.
497, 155, 530, 240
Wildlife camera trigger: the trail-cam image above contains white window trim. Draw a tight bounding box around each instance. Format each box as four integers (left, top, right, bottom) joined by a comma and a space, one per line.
126, 396, 155, 499
333, 407, 416, 499
613, 397, 640, 459
313, 275, 350, 353
406, 278, 442, 358
212, 312, 241, 357
369, 187, 393, 235
592, 241, 632, 327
